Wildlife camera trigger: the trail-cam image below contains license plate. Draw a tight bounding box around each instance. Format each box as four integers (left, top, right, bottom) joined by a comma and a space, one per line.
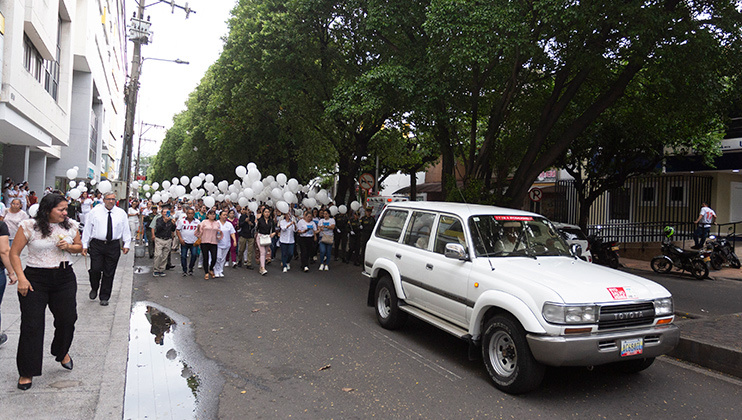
621, 338, 643, 357
703, 256, 711, 262
611, 246, 619, 251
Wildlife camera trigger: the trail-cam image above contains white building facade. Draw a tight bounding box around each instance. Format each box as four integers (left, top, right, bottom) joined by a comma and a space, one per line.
0, 0, 126, 194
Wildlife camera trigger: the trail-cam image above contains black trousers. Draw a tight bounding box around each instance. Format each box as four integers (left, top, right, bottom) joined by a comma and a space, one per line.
88, 239, 122, 301
17, 266, 77, 378
333, 231, 349, 260
347, 235, 361, 264
200, 243, 217, 273
298, 236, 314, 268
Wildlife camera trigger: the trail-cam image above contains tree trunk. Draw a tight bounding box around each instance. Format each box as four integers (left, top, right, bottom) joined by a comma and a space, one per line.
409, 169, 417, 201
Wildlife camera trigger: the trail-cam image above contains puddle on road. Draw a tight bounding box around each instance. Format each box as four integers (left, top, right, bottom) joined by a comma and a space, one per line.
124, 302, 221, 420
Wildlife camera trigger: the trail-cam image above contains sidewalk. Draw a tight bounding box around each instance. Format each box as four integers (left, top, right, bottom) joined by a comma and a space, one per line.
621, 257, 742, 378
0, 251, 133, 420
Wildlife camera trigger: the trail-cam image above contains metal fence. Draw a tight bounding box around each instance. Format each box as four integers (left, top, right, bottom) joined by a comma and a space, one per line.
585, 221, 741, 249
554, 174, 713, 226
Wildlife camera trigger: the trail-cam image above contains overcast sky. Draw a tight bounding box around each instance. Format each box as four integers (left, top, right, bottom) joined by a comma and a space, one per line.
130, 0, 236, 159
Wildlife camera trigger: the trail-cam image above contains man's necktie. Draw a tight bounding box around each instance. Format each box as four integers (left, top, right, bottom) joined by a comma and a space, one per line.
107, 211, 113, 241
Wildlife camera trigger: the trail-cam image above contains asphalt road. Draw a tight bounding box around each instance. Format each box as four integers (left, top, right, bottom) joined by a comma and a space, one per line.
132, 256, 742, 419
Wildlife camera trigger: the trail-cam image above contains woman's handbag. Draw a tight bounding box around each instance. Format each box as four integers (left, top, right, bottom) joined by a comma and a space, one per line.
194, 238, 202, 246
320, 234, 334, 245
258, 234, 272, 246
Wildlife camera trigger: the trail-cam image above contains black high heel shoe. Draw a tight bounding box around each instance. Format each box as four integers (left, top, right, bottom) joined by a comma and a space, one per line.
17, 379, 32, 391
61, 356, 73, 370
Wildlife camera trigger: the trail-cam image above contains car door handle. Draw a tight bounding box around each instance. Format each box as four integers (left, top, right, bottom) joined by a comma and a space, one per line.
395, 253, 402, 259
426, 263, 434, 270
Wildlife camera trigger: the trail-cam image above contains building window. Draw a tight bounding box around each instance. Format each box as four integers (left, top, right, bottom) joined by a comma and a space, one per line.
89, 111, 99, 163
23, 17, 62, 101
640, 186, 656, 206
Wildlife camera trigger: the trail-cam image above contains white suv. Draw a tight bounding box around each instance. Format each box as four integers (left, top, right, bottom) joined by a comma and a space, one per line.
363, 202, 679, 394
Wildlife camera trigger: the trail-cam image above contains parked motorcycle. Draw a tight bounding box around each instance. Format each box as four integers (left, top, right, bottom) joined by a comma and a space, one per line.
651, 226, 710, 280
705, 229, 741, 270
587, 234, 620, 269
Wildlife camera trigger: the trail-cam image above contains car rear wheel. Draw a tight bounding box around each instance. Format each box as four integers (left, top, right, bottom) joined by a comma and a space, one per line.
481, 316, 544, 394
374, 275, 407, 330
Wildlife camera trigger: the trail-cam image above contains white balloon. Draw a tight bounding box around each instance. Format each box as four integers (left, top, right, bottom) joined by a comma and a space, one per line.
151, 182, 159, 190
248, 201, 258, 213
80, 186, 87, 192
146, 192, 151, 198
339, 205, 347, 214
69, 181, 77, 188
294, 208, 303, 217
177, 185, 187, 197
66, 168, 78, 180
73, 166, 79, 171
238, 197, 249, 207
217, 194, 225, 202
152, 193, 162, 203
131, 181, 140, 190
276, 173, 287, 186
203, 196, 215, 208
235, 165, 247, 178
191, 176, 202, 187
276, 201, 290, 214
28, 204, 39, 217
230, 193, 239, 202
283, 191, 295, 203
68, 188, 81, 200
247, 168, 261, 182
162, 180, 171, 190
266, 175, 275, 184
199, 173, 206, 179
307, 189, 317, 198
271, 188, 283, 200
98, 180, 112, 194
244, 188, 255, 199
252, 181, 264, 194
161, 192, 170, 202
247, 162, 257, 171
350, 201, 361, 211
90, 179, 97, 185
180, 176, 190, 185
329, 206, 338, 216
306, 198, 317, 208
171, 177, 179, 185
265, 198, 273, 207
287, 178, 299, 192
218, 180, 229, 193
316, 190, 327, 203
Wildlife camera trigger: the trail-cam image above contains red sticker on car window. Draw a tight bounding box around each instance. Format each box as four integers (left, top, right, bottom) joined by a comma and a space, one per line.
493, 216, 533, 221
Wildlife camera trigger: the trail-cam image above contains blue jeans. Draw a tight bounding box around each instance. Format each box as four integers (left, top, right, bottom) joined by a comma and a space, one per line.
280, 243, 295, 268
319, 242, 332, 265
181, 243, 198, 273
0, 269, 6, 330
271, 236, 280, 260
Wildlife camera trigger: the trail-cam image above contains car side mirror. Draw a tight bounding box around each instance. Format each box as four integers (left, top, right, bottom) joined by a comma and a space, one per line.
570, 243, 583, 258
444, 243, 469, 261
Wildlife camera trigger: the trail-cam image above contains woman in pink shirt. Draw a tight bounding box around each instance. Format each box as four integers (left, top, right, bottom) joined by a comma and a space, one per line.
195, 210, 222, 279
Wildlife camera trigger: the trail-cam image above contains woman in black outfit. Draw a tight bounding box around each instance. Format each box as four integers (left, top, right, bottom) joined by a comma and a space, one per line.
9, 193, 83, 390
256, 207, 276, 275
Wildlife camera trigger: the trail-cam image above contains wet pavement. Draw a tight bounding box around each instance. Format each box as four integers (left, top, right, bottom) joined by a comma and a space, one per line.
124, 302, 221, 419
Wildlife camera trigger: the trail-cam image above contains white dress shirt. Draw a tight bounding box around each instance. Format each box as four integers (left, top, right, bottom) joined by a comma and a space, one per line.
82, 204, 132, 249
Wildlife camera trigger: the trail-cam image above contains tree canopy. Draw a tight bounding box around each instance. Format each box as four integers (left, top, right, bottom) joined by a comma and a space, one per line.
150, 0, 742, 207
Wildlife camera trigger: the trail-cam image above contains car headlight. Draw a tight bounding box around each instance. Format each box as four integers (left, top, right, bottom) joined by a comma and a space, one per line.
542, 303, 599, 325
653, 297, 673, 316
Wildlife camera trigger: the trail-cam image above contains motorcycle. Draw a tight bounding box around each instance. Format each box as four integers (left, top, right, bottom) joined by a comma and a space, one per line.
651, 227, 710, 280
705, 229, 741, 270
587, 234, 620, 269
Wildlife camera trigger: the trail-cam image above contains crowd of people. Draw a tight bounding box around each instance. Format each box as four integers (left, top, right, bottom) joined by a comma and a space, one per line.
128, 197, 377, 279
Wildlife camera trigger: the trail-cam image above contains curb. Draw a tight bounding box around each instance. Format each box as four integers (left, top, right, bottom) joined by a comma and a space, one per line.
668, 336, 742, 379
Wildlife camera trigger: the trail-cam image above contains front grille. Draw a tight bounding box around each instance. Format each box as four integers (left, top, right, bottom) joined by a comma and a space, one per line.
598, 302, 655, 330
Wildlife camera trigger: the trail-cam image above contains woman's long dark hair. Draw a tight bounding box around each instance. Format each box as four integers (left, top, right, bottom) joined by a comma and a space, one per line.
34, 193, 70, 237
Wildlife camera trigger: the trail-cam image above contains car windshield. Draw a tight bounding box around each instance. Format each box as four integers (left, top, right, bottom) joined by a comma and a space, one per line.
468, 215, 571, 258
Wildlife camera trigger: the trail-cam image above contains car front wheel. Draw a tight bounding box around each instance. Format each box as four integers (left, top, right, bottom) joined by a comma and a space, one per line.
481, 315, 544, 394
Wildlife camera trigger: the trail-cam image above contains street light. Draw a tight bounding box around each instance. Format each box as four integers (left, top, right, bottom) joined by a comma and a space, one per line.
119, 54, 188, 208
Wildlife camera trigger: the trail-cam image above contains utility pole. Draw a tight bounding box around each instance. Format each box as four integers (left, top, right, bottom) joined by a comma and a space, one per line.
120, 0, 194, 209
135, 121, 165, 183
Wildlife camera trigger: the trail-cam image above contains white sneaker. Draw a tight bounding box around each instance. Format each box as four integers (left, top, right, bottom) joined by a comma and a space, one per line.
286, 263, 290, 271
304, 266, 309, 272
319, 264, 325, 271
283, 267, 288, 273
324, 265, 329, 271
198, 263, 202, 268
232, 262, 237, 267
